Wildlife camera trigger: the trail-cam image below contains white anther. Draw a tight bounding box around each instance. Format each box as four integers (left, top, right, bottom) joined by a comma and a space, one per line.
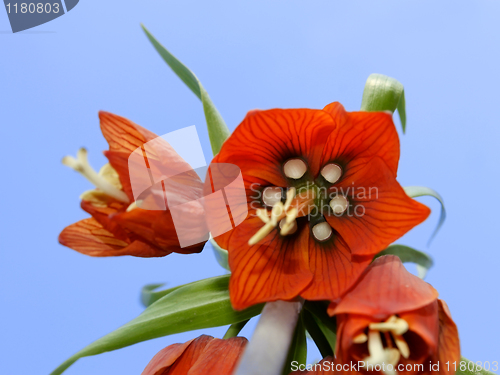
62, 148, 129, 203
369, 316, 409, 336
353, 333, 368, 344
312, 222, 332, 241
279, 217, 298, 236
321, 163, 342, 184
262, 187, 282, 207
329, 195, 348, 215
283, 159, 307, 179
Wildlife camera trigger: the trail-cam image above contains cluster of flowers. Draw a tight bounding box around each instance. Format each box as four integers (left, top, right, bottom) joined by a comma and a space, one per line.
60, 102, 460, 374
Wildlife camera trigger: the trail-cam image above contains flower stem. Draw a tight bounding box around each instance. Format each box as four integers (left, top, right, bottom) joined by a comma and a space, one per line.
234, 299, 304, 375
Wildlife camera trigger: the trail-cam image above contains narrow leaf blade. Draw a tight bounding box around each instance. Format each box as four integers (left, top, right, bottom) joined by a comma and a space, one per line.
51, 275, 262, 375
282, 314, 307, 375
404, 186, 446, 245
361, 73, 406, 132
142, 25, 230, 155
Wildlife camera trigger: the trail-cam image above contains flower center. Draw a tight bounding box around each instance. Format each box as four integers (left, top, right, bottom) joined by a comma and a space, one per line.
62, 148, 130, 204
249, 161, 350, 245
355, 315, 410, 375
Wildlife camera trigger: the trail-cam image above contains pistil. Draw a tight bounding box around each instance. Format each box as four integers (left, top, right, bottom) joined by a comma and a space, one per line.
63, 148, 129, 203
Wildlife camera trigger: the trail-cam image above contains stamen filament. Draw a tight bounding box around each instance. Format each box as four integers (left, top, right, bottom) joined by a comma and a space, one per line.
249, 187, 299, 245
63, 148, 129, 203
393, 334, 410, 359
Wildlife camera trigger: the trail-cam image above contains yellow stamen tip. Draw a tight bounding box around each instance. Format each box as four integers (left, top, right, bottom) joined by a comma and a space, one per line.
353, 333, 368, 344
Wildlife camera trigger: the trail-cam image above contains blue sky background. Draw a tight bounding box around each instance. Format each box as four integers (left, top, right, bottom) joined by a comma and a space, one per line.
1, 1, 499, 374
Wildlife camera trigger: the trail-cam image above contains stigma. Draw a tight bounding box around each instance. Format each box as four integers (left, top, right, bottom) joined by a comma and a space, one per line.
62, 148, 129, 204
358, 315, 410, 375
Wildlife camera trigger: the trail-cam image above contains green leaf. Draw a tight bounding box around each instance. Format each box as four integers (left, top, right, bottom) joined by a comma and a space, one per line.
456, 357, 498, 375
303, 309, 333, 358
140, 283, 184, 307
361, 73, 406, 133
404, 186, 446, 245
282, 313, 307, 375
51, 275, 263, 375
211, 238, 230, 271
303, 301, 337, 352
374, 244, 434, 279
142, 25, 230, 155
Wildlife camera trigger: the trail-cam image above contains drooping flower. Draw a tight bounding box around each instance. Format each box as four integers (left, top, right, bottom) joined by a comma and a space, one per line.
142, 335, 247, 375
59, 112, 207, 257
329, 255, 460, 375
211, 102, 431, 310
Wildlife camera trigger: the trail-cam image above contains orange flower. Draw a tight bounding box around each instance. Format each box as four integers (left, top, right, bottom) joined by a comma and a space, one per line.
211, 102, 430, 310
329, 255, 460, 375
59, 112, 207, 257
142, 335, 247, 375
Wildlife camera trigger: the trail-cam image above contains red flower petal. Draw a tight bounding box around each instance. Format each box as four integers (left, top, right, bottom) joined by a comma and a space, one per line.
329, 255, 439, 318
325, 157, 430, 257
223, 217, 313, 310
80, 199, 130, 241
320, 108, 400, 177
142, 335, 213, 375
434, 299, 461, 375
301, 235, 372, 301
399, 300, 440, 355
99, 111, 157, 153
216, 109, 337, 186
58, 218, 159, 257
188, 337, 248, 375
322, 102, 348, 127
112, 208, 206, 255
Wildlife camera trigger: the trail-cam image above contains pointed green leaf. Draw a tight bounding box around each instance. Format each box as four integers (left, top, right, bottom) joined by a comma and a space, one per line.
142, 25, 230, 155
51, 275, 262, 375
375, 244, 434, 278
404, 186, 446, 245
303, 309, 333, 358
456, 357, 498, 375
140, 283, 187, 308
361, 73, 406, 133
211, 238, 230, 271
303, 301, 337, 352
